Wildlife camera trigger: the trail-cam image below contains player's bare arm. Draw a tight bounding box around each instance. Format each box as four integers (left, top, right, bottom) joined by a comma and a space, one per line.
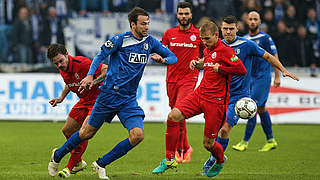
92, 64, 108, 88
262, 52, 299, 81
190, 57, 204, 70
273, 53, 281, 87
151, 53, 166, 64
49, 85, 70, 107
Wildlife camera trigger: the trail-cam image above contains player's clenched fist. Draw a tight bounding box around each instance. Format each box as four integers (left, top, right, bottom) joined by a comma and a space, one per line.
78, 75, 94, 93
151, 53, 166, 64
49, 98, 63, 107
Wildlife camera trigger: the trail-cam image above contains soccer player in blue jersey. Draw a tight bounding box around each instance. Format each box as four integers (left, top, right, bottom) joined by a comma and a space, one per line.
232, 11, 280, 152
202, 15, 299, 175
48, 7, 177, 179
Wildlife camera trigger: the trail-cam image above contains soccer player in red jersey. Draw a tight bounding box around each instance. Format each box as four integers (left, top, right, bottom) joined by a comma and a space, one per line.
47, 43, 107, 178
153, 21, 247, 177
161, 1, 205, 163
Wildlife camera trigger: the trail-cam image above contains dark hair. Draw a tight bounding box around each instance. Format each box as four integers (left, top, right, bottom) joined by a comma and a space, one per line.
47, 43, 67, 60
177, 1, 192, 12
128, 7, 149, 28
199, 21, 219, 35
222, 15, 238, 25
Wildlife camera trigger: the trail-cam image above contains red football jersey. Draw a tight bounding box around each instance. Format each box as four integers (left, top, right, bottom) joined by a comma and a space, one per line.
162, 24, 205, 83
195, 39, 246, 103
60, 55, 103, 105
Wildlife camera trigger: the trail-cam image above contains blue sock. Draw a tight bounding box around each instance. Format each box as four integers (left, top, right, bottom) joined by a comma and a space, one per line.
97, 138, 133, 167
244, 115, 257, 142
54, 131, 83, 163
260, 111, 274, 140
216, 136, 229, 152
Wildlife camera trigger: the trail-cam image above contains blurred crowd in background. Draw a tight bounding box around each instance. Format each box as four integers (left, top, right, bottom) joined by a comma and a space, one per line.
0, 0, 319, 76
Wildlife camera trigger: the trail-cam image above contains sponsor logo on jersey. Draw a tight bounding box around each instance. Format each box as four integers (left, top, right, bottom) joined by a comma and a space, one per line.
143, 43, 149, 50
74, 73, 79, 80
67, 82, 80, 87
230, 55, 239, 62
129, 53, 147, 64
190, 34, 197, 41
104, 40, 114, 50
204, 62, 214, 67
170, 42, 197, 48
212, 52, 216, 59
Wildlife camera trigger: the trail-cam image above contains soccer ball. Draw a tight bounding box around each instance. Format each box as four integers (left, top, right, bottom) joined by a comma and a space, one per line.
235, 97, 257, 119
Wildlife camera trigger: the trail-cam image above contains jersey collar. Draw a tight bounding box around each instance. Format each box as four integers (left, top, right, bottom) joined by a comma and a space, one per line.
178, 23, 194, 32
208, 38, 222, 51
66, 55, 73, 73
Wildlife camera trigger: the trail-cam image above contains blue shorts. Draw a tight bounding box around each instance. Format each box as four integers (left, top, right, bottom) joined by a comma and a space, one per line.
250, 76, 271, 107
226, 94, 247, 127
88, 92, 145, 131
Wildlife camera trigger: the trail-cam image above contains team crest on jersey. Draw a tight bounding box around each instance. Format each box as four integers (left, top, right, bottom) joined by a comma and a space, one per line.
235, 48, 240, 54
190, 34, 197, 41
129, 53, 147, 64
143, 43, 149, 50
74, 73, 79, 79
104, 40, 114, 50
255, 40, 260, 44
211, 52, 217, 59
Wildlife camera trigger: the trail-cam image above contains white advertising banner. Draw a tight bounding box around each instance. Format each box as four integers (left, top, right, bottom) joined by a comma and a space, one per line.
0, 72, 319, 124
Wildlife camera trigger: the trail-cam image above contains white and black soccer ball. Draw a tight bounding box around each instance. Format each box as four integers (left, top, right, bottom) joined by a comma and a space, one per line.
235, 97, 257, 119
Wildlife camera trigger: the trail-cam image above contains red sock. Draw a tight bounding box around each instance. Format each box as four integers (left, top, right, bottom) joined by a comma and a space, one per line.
180, 120, 190, 151
210, 141, 224, 164
66, 140, 88, 171
166, 120, 180, 161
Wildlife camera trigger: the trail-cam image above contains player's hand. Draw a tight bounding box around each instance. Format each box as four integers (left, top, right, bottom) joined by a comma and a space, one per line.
49, 98, 62, 107
78, 75, 94, 93
213, 63, 220, 72
190, 60, 199, 70
273, 77, 281, 88
282, 70, 299, 81
151, 54, 165, 64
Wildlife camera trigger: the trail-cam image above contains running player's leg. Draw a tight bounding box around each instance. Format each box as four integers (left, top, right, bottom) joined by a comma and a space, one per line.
153, 92, 201, 174
175, 81, 196, 163
203, 102, 227, 177
64, 107, 89, 172
95, 100, 145, 168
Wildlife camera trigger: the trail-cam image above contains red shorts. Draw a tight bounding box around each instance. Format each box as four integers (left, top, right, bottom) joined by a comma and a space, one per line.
166, 80, 197, 108
175, 92, 227, 138
68, 101, 94, 124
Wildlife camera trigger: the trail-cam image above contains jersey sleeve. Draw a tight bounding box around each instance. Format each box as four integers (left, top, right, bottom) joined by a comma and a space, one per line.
248, 39, 266, 58
218, 48, 247, 76
151, 37, 177, 65
161, 30, 170, 47
88, 35, 121, 75
264, 35, 278, 55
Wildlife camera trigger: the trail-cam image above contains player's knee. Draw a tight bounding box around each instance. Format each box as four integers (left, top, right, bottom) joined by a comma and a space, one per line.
129, 128, 144, 146
79, 126, 96, 140
61, 126, 73, 138
203, 141, 214, 151
168, 108, 184, 122
219, 127, 229, 138
257, 107, 266, 114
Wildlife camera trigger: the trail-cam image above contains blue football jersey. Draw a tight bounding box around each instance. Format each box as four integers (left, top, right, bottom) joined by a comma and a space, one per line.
244, 32, 278, 78
223, 36, 265, 97
88, 31, 177, 99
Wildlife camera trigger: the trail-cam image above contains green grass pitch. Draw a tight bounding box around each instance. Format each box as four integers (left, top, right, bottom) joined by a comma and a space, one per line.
0, 121, 319, 180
